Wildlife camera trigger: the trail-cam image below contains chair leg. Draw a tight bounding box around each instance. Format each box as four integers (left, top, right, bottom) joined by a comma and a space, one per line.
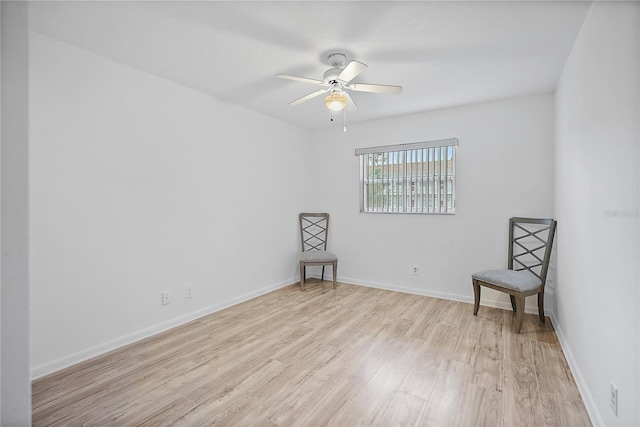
509, 295, 516, 312
332, 262, 337, 289
538, 292, 545, 323
321, 266, 325, 282
472, 280, 481, 316
514, 295, 525, 334
300, 263, 305, 291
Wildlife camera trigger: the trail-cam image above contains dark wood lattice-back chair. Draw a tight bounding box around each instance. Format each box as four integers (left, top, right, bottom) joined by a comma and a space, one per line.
299, 213, 338, 291
472, 217, 557, 333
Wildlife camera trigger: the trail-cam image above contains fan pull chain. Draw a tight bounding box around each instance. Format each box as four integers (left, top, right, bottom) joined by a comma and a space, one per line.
343, 106, 347, 132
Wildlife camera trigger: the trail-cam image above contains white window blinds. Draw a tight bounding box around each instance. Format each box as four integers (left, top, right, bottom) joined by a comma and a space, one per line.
355, 139, 457, 214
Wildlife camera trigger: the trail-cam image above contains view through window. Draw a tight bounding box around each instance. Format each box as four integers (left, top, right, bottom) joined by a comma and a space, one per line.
355, 139, 457, 214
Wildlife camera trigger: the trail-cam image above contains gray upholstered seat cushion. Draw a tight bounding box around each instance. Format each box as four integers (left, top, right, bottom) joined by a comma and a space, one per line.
299, 250, 338, 263
472, 269, 542, 292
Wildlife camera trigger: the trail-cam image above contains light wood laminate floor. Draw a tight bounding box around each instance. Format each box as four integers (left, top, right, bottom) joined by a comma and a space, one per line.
32, 281, 591, 426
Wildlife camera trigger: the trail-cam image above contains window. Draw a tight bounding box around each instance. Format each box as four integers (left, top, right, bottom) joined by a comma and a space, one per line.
355, 138, 457, 214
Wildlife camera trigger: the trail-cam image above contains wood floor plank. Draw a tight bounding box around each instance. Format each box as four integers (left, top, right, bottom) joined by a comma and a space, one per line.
373, 390, 428, 427
32, 282, 591, 426
167, 359, 288, 426
399, 293, 434, 321
504, 311, 534, 365
269, 368, 364, 426
426, 298, 467, 328
524, 314, 560, 345
540, 391, 592, 427
398, 345, 442, 401
531, 340, 575, 395
34, 354, 195, 426
416, 358, 470, 426
377, 290, 418, 321
475, 317, 504, 361
503, 360, 542, 427
449, 307, 483, 364
419, 387, 465, 426
31, 352, 142, 412
181, 327, 313, 405
215, 345, 343, 426
324, 333, 423, 426
405, 297, 440, 341
468, 352, 504, 392
454, 384, 503, 427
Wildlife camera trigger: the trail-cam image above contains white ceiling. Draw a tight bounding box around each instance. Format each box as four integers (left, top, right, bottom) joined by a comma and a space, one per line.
30, 1, 592, 131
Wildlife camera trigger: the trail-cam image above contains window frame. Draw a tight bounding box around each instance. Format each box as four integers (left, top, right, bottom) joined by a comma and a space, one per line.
355, 138, 458, 214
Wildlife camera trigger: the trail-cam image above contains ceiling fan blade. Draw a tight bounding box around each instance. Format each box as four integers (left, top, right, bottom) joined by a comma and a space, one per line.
337, 60, 367, 84
348, 83, 403, 94
343, 91, 358, 110
289, 88, 329, 106
276, 74, 326, 86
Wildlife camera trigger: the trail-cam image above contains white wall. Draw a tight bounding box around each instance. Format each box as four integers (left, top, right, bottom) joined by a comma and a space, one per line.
29, 32, 313, 377
555, 2, 639, 426
311, 94, 555, 312
1, 2, 31, 424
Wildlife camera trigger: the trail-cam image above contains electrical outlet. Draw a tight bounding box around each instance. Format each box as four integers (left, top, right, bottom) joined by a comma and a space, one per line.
610, 383, 618, 416
162, 291, 170, 305
412, 265, 420, 276
185, 286, 193, 299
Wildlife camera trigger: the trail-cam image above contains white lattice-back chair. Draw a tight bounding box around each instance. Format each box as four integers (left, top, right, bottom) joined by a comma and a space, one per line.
472, 217, 557, 333
298, 213, 338, 291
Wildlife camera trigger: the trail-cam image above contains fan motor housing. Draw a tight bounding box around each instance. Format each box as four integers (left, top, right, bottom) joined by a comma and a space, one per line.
323, 67, 342, 83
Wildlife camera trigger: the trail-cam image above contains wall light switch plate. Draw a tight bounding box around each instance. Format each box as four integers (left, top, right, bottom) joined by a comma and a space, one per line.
610, 383, 618, 416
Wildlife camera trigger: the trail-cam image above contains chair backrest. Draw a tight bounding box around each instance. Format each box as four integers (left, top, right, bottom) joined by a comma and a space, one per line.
508, 217, 557, 287
299, 213, 330, 252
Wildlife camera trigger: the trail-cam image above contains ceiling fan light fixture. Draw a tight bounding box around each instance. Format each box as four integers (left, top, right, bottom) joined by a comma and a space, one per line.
277, 53, 401, 114
325, 91, 348, 111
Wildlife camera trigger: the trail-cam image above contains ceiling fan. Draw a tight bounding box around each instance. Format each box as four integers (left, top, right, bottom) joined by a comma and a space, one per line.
276, 52, 402, 112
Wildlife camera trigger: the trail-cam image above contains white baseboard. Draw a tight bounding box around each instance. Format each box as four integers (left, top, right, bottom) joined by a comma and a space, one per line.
339, 276, 546, 315
31, 278, 295, 380
549, 312, 602, 426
